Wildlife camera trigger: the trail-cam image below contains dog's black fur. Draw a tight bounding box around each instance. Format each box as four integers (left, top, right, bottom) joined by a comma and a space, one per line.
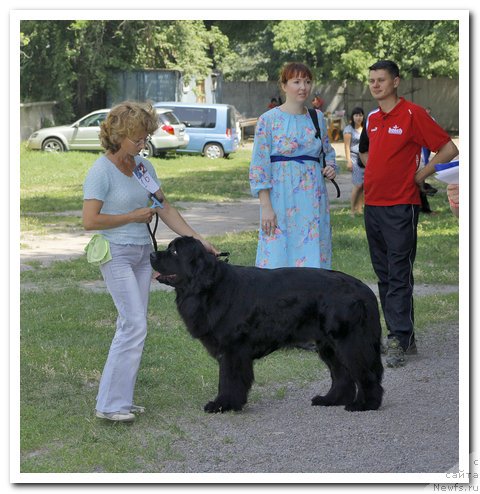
150, 236, 384, 413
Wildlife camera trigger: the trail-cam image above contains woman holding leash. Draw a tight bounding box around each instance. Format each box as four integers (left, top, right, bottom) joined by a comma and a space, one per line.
249, 62, 338, 269
83, 101, 217, 423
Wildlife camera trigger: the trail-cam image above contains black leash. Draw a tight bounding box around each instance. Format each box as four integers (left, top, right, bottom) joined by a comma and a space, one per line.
146, 190, 230, 262
217, 252, 230, 263
148, 214, 230, 264
308, 108, 341, 198
147, 212, 159, 252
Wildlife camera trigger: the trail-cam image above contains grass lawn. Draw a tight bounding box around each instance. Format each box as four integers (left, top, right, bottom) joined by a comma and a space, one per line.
18, 147, 459, 473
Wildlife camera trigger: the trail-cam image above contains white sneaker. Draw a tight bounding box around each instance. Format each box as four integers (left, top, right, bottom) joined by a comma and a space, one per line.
130, 405, 145, 414
95, 410, 135, 422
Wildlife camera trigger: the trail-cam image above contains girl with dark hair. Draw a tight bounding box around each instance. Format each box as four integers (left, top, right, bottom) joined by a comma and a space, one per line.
343, 106, 365, 216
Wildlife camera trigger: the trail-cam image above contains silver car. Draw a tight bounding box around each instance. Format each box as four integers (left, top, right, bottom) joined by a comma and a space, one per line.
26, 107, 189, 157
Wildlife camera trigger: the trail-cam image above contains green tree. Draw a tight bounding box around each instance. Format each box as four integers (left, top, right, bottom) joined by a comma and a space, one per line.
20, 20, 230, 121
20, 19, 459, 121
215, 19, 459, 82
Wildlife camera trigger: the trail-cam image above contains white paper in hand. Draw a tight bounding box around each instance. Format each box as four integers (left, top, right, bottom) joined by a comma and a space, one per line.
434, 160, 459, 185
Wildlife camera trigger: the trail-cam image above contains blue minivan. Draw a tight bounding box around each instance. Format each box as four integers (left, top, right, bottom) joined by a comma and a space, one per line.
153, 102, 239, 159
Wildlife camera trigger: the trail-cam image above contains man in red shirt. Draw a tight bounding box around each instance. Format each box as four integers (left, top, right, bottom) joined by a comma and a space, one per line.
359, 60, 458, 368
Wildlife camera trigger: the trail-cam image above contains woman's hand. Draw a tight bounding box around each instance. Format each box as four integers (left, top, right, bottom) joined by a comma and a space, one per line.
130, 207, 155, 224
198, 239, 220, 256
346, 159, 353, 172
323, 165, 337, 180
261, 204, 277, 236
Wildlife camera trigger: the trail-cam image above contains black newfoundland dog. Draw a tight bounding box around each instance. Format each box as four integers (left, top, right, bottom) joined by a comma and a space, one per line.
150, 236, 383, 413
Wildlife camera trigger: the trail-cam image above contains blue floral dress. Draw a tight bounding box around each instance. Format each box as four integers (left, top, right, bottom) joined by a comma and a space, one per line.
249, 107, 337, 269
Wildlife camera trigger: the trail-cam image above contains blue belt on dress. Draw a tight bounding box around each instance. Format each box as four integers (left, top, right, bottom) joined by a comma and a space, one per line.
269, 155, 341, 198
270, 154, 320, 164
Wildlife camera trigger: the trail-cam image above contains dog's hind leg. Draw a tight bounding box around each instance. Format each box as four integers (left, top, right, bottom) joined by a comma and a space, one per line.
204, 351, 254, 413
338, 343, 384, 412
311, 343, 356, 407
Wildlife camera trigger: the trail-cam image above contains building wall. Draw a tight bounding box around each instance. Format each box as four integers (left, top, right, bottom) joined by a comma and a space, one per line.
20, 77, 459, 141
20, 101, 57, 141
222, 78, 459, 134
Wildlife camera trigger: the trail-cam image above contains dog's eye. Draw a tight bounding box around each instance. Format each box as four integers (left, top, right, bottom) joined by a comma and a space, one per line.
171, 249, 177, 255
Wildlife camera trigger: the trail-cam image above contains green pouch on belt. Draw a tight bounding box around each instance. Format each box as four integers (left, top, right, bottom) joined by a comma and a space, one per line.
84, 234, 112, 266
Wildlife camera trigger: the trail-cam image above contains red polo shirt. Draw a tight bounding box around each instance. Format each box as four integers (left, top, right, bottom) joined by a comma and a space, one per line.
364, 97, 451, 206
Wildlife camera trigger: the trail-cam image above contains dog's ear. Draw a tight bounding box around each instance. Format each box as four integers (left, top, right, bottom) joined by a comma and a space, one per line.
178, 237, 218, 289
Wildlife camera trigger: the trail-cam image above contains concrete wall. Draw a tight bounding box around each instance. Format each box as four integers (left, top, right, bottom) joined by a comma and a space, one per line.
20, 101, 57, 141
222, 78, 459, 134
20, 78, 458, 141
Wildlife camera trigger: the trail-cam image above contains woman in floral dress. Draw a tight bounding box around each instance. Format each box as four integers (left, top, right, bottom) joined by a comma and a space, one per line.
249, 62, 338, 269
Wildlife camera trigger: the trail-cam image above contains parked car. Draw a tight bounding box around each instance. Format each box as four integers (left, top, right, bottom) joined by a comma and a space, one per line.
153, 102, 239, 159
26, 108, 189, 157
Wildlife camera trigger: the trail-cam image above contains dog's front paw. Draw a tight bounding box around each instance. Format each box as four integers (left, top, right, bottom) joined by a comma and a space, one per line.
204, 398, 242, 413
311, 394, 335, 406
203, 401, 225, 413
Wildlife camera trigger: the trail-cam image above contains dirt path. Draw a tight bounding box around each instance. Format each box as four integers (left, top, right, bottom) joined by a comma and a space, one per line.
156, 322, 459, 475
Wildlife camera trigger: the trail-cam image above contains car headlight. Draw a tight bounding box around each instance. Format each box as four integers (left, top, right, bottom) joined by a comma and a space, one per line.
29, 133, 38, 139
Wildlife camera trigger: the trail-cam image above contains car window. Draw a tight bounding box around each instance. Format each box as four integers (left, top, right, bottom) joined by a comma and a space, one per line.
79, 113, 108, 127
157, 111, 181, 126
170, 108, 217, 129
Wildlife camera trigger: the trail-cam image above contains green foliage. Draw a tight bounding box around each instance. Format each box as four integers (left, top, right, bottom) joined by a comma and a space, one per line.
20, 20, 230, 121
265, 19, 459, 82
20, 19, 459, 120
133, 20, 230, 83
20, 146, 252, 214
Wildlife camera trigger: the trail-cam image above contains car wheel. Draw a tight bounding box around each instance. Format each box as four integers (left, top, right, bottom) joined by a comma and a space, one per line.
42, 138, 65, 152
140, 141, 155, 158
203, 143, 224, 159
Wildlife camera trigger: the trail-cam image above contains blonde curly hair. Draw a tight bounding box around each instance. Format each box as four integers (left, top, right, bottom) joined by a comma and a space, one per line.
100, 101, 159, 153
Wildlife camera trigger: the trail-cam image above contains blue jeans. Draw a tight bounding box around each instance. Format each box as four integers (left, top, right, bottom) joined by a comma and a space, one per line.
96, 243, 152, 413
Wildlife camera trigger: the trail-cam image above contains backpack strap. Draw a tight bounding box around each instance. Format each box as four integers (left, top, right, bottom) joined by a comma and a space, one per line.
307, 108, 341, 198
308, 108, 321, 139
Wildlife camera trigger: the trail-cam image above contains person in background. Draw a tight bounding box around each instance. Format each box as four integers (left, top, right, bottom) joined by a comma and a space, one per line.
421, 107, 434, 166
268, 97, 279, 109
312, 92, 325, 111
447, 184, 459, 218
343, 106, 365, 217
359, 60, 458, 368
249, 62, 337, 271
83, 101, 217, 423
418, 107, 438, 213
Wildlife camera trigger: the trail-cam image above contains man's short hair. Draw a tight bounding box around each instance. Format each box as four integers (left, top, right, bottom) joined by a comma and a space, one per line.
369, 60, 400, 79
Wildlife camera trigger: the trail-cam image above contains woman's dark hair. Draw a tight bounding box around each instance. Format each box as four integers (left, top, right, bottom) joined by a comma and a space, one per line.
349, 106, 365, 125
